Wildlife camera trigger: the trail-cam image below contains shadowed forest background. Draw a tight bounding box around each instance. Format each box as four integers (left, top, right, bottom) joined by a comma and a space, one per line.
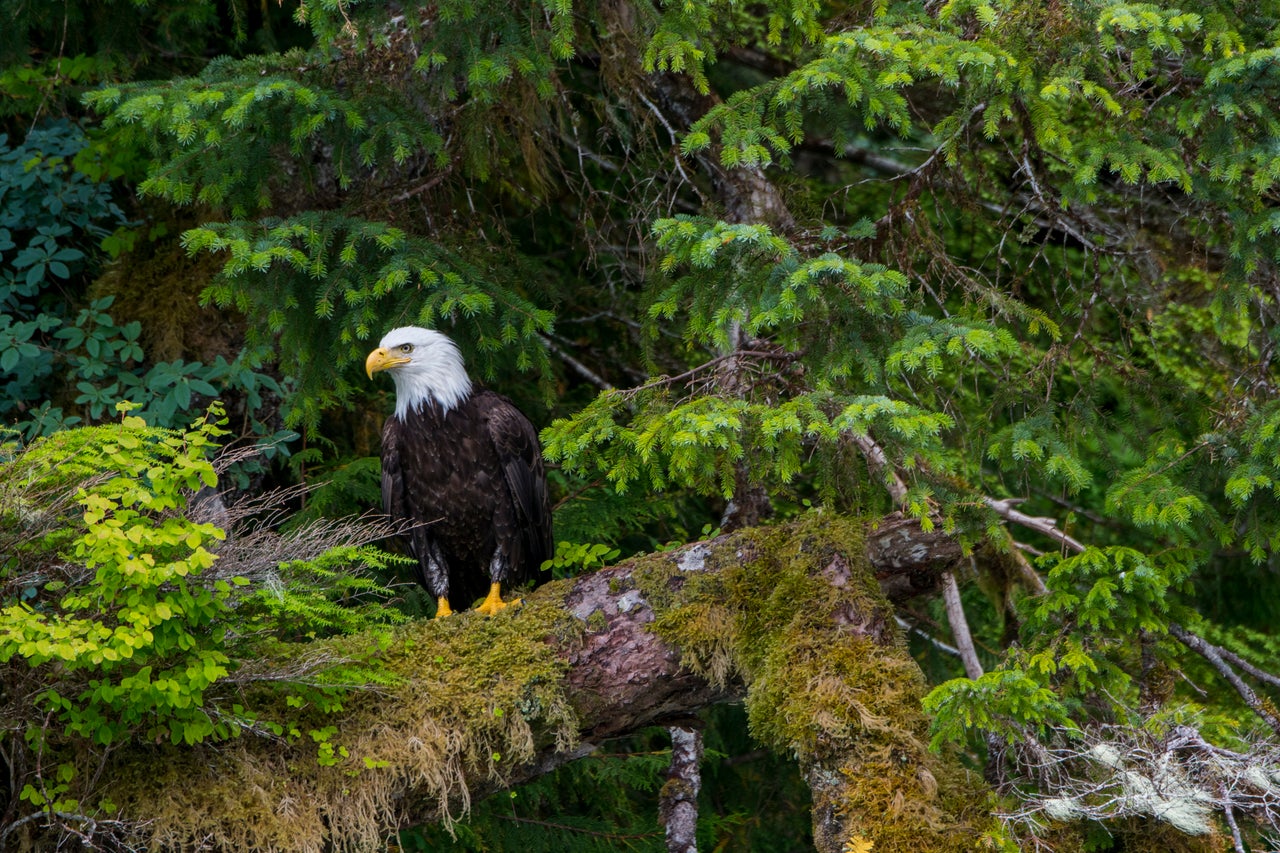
5, 0, 1280, 850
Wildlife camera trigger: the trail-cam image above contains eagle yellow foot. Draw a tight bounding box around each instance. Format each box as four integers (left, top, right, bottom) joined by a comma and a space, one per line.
475, 582, 520, 617
433, 597, 454, 619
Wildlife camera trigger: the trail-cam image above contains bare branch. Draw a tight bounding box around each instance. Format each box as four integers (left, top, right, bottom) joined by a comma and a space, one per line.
617, 350, 799, 401
1222, 787, 1246, 853
1169, 624, 1280, 736
542, 334, 614, 391
940, 571, 983, 680
983, 496, 1086, 554
850, 433, 908, 506
1216, 646, 1280, 692
896, 616, 962, 658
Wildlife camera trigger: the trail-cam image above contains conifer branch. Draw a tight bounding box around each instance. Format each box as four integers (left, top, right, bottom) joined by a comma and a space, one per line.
986, 494, 1280, 735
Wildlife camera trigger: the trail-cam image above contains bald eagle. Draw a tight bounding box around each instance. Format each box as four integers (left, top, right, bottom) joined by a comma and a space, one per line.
365, 327, 552, 617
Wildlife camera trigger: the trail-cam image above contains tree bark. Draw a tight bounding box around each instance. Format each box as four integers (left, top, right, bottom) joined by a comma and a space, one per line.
659, 725, 703, 853
49, 513, 981, 853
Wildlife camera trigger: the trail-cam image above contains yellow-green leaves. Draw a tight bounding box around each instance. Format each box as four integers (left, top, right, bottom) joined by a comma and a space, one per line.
0, 408, 232, 747
1, 407, 407, 758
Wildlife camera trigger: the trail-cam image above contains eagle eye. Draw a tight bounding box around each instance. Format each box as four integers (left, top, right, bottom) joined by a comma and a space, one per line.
399, 344, 413, 354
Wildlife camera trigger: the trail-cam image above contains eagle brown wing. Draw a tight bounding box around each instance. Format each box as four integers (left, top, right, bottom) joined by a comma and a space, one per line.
381, 415, 441, 595
380, 417, 404, 521
478, 391, 553, 586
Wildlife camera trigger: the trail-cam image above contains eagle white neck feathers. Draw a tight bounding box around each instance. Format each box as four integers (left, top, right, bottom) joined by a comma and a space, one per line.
366, 326, 473, 417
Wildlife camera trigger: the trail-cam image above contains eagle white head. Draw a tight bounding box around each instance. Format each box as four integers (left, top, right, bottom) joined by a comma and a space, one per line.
365, 326, 473, 417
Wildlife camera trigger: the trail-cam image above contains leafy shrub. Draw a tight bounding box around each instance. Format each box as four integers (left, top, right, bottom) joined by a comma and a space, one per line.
0, 120, 288, 447
0, 404, 406, 816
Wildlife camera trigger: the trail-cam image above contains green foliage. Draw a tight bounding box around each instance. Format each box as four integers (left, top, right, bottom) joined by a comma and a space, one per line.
0, 119, 124, 431
0, 406, 408, 826
235, 545, 412, 641
284, 454, 384, 526
1035, 547, 1191, 635
189, 212, 555, 426
926, 542, 1198, 752
407, 741, 670, 851
11, 0, 1280, 845
1222, 402, 1280, 563
545, 540, 620, 579
986, 410, 1093, 494
406, 704, 815, 852
87, 56, 445, 217
924, 667, 1078, 749
689, 24, 1019, 166
547, 472, 697, 554
642, 0, 826, 96
0, 121, 288, 444
1, 407, 233, 747
546, 217, 997, 518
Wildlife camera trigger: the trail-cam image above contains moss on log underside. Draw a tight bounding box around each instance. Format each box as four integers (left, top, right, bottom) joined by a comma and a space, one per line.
97, 512, 991, 852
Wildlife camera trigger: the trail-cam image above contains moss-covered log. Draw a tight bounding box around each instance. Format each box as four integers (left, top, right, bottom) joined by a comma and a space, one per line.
79, 512, 988, 852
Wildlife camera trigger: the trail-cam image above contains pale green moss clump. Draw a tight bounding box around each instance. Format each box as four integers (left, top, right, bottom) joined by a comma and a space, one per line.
645, 512, 997, 853
99, 588, 582, 852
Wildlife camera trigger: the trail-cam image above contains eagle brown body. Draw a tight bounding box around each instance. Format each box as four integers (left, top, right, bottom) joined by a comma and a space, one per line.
367, 327, 551, 616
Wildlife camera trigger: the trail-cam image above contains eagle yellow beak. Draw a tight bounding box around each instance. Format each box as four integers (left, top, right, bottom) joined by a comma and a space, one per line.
365, 347, 410, 379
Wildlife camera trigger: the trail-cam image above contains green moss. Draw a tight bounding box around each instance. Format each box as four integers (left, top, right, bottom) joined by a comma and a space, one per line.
645, 511, 995, 852
97, 586, 585, 851
69, 512, 997, 852
585, 608, 608, 633
659, 776, 696, 801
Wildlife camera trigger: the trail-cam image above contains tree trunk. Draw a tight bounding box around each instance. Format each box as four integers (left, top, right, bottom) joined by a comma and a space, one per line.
57, 513, 985, 853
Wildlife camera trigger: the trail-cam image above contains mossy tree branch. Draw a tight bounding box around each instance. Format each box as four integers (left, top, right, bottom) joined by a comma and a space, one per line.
42, 513, 982, 853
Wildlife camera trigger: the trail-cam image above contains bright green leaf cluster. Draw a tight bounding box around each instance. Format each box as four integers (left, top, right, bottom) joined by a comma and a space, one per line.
0, 406, 406, 757
0, 409, 231, 746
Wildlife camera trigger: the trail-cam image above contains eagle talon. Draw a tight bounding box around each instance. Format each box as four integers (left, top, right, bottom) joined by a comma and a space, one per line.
476, 583, 514, 617
433, 597, 454, 619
